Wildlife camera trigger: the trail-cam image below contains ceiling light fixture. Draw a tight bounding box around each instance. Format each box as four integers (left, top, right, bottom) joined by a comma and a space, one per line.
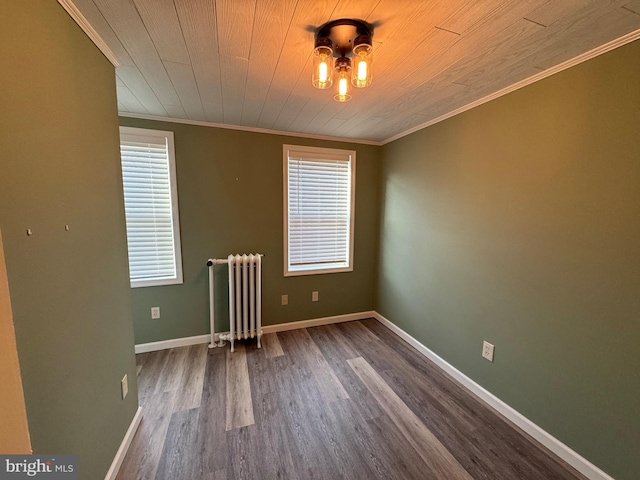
312, 19, 373, 102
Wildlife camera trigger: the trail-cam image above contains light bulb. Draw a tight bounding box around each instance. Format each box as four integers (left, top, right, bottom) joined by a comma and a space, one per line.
339, 76, 348, 96
319, 60, 328, 84
357, 60, 368, 83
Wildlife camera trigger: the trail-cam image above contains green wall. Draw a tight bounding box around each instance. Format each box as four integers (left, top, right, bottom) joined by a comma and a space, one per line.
0, 2, 138, 479
2, 1, 633, 477
377, 40, 640, 479
119, 117, 380, 344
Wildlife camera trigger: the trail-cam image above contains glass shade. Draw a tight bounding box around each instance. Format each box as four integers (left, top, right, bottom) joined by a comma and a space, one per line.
334, 69, 352, 102
312, 46, 333, 89
351, 42, 372, 88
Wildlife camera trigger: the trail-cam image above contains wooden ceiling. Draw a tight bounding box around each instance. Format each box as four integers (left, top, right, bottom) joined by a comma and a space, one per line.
63, 0, 640, 143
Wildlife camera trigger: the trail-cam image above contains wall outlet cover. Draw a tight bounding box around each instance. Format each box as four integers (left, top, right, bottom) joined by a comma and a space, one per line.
121, 374, 128, 399
151, 306, 160, 319
482, 341, 495, 362
312, 291, 319, 302
281, 294, 288, 306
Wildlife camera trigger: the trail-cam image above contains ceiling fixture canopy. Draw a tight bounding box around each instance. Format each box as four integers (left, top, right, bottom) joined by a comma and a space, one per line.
312, 19, 374, 102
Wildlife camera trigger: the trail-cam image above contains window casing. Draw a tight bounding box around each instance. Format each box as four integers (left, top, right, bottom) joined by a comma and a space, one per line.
284, 145, 356, 276
119, 126, 183, 288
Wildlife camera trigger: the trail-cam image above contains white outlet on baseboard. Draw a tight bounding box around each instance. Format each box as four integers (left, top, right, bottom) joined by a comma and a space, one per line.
151, 306, 160, 319
482, 341, 495, 362
312, 291, 319, 302
121, 374, 128, 399
281, 294, 288, 306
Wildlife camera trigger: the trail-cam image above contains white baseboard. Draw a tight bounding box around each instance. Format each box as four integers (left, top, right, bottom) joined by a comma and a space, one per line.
261, 311, 376, 335
213, 310, 375, 342
104, 406, 142, 480
371, 312, 614, 480
135, 311, 376, 353
135, 334, 211, 354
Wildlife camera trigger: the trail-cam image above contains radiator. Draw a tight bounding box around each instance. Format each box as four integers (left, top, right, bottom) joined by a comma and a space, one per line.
207, 253, 264, 352
227, 254, 262, 352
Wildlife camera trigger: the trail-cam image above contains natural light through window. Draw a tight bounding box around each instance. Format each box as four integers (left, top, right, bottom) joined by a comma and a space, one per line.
119, 126, 183, 288
283, 145, 355, 276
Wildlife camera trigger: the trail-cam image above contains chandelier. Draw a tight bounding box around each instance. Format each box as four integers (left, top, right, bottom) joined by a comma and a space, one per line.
312, 19, 374, 102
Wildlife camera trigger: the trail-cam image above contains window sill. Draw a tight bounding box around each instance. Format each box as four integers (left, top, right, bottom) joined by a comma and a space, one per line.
130, 276, 183, 288
284, 264, 353, 277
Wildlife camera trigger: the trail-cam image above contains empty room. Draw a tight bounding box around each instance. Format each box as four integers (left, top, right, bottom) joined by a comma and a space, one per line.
1, 1, 639, 479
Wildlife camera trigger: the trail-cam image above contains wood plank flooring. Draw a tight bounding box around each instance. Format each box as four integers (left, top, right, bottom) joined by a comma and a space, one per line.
117, 320, 587, 480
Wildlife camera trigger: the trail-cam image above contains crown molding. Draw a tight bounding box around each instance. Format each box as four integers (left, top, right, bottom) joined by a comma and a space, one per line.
118, 112, 384, 146
57, 0, 120, 67
381, 27, 640, 145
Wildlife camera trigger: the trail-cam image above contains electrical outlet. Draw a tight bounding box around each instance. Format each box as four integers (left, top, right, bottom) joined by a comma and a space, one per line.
151, 306, 160, 319
482, 341, 495, 362
121, 374, 128, 399
281, 294, 288, 306
312, 291, 319, 302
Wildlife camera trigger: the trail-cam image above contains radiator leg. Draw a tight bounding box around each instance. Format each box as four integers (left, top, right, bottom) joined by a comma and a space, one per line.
235, 255, 242, 345
242, 254, 248, 340
256, 255, 262, 349
228, 255, 235, 353
208, 262, 216, 349
207, 261, 226, 348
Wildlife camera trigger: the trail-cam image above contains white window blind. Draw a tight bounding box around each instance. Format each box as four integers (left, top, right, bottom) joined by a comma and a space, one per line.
119, 127, 183, 288
284, 145, 355, 276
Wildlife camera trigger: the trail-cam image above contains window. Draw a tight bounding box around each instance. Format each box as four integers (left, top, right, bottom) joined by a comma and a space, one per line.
284, 145, 356, 276
119, 126, 183, 288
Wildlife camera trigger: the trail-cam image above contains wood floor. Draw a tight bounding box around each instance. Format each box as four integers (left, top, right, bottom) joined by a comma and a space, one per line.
117, 319, 587, 480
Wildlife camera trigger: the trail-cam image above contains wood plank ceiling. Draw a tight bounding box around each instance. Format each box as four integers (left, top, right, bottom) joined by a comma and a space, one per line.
68, 0, 640, 143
